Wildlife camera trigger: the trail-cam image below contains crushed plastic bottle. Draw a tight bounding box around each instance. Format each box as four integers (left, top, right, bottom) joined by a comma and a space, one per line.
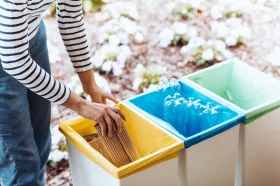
169, 78, 181, 95
175, 97, 189, 136
163, 95, 177, 127
157, 77, 169, 92
161, 78, 226, 137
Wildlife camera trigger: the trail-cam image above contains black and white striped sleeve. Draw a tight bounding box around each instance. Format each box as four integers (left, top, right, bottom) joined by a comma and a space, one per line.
56, 0, 93, 73
0, 0, 70, 105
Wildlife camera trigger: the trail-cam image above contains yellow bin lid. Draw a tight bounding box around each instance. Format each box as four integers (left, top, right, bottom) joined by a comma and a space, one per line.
59, 103, 184, 179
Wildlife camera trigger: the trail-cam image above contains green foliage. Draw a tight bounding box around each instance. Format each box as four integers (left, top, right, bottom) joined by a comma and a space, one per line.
46, 0, 107, 17
223, 11, 243, 19
58, 139, 68, 152
82, 0, 105, 13
49, 161, 58, 168
172, 3, 202, 20
172, 34, 189, 46
106, 54, 117, 61
251, 0, 274, 7
139, 72, 160, 91
192, 45, 218, 66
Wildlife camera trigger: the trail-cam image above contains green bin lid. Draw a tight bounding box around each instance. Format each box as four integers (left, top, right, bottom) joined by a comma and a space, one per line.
183, 58, 280, 124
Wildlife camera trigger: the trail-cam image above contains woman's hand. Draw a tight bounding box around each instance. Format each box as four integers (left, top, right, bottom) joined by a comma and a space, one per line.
77, 69, 117, 104
85, 85, 118, 104
63, 92, 126, 137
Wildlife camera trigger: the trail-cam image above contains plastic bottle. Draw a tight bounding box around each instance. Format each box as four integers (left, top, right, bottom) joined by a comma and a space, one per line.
163, 95, 177, 128
175, 97, 189, 136
169, 78, 181, 95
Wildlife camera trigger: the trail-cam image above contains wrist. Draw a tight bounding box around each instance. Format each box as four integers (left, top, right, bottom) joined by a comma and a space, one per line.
77, 70, 97, 90
63, 91, 85, 112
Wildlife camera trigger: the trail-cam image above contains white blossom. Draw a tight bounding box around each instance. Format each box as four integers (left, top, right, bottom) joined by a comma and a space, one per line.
144, 84, 158, 92
102, 1, 139, 20
188, 37, 206, 48
206, 40, 214, 46
83, 0, 92, 13
119, 16, 139, 34
149, 65, 167, 75
67, 73, 111, 99
91, 44, 131, 76
116, 53, 126, 68
102, 60, 113, 72
211, 21, 229, 38
133, 77, 142, 90
49, 150, 68, 163
202, 49, 214, 61
48, 44, 61, 64
180, 45, 192, 54
172, 22, 188, 35
133, 64, 146, 77
98, 16, 145, 45
159, 27, 174, 41
226, 18, 242, 28
51, 126, 65, 150
186, 27, 198, 38
180, 37, 206, 54
211, 6, 224, 19
160, 39, 172, 48
158, 22, 192, 47
190, 0, 204, 8
238, 26, 252, 39
134, 32, 144, 44
221, 49, 234, 59
112, 62, 123, 76
214, 40, 226, 51
120, 45, 132, 58
94, 73, 111, 94
117, 32, 130, 45
216, 55, 224, 61
225, 35, 238, 46
109, 35, 121, 46
91, 51, 106, 68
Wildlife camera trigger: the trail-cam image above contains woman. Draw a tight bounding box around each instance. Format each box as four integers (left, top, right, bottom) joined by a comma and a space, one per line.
0, 0, 125, 185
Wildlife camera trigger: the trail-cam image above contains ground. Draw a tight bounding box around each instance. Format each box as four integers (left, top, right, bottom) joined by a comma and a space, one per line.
44, 0, 280, 185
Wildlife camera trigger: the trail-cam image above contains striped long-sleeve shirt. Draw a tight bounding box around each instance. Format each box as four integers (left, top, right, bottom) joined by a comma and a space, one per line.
0, 0, 92, 105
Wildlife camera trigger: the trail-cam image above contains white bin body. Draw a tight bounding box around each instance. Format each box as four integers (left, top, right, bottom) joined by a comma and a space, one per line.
67, 142, 179, 186
241, 108, 280, 186
178, 125, 240, 186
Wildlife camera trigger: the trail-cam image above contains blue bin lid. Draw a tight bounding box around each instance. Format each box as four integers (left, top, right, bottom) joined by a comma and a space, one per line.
127, 80, 245, 148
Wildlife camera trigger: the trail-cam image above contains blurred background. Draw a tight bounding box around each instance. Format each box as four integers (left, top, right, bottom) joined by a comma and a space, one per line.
44, 0, 280, 185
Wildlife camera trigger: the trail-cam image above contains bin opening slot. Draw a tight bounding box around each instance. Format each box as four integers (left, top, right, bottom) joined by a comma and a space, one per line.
83, 123, 141, 168
129, 79, 238, 138
188, 60, 280, 110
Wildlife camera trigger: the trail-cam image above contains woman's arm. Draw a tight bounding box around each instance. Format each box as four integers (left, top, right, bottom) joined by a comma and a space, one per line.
77, 69, 118, 103
0, 0, 70, 105
56, 0, 119, 104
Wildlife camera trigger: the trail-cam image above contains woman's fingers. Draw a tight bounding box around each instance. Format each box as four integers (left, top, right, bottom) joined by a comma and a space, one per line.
98, 117, 107, 136
107, 109, 124, 133
102, 97, 107, 104
103, 109, 113, 137
108, 106, 126, 121
105, 93, 119, 103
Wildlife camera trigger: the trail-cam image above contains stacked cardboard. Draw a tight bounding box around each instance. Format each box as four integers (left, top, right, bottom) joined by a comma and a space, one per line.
83, 124, 140, 167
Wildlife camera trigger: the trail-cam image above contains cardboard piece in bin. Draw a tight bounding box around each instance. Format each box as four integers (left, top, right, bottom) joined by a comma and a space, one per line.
59, 103, 184, 179
183, 58, 280, 124
127, 80, 245, 148
94, 123, 140, 167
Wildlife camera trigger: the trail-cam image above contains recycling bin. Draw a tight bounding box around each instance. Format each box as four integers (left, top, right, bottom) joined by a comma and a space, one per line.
59, 103, 184, 186
183, 58, 280, 186
127, 80, 245, 186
